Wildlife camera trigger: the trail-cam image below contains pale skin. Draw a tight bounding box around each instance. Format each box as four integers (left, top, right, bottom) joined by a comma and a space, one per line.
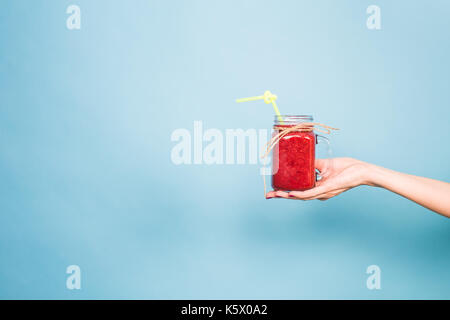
265, 158, 450, 218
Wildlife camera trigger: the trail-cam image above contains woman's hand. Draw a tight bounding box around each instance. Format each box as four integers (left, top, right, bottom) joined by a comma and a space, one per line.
265, 157, 450, 218
266, 157, 372, 201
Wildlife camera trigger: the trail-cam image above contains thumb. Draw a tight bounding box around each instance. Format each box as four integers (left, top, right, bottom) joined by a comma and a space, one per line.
315, 158, 330, 172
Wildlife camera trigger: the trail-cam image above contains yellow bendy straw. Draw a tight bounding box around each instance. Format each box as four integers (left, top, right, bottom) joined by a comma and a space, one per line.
236, 90, 284, 124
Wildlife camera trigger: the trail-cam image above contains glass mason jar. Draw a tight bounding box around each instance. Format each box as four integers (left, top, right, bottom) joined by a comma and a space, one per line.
271, 115, 331, 191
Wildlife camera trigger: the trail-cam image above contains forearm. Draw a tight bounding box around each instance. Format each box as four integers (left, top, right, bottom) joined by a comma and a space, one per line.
363, 163, 450, 218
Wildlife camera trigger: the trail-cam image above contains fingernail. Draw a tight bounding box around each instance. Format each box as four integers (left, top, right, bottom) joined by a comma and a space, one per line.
288, 194, 295, 197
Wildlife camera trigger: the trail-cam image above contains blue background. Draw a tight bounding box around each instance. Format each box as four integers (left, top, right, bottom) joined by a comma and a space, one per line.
1, 0, 449, 299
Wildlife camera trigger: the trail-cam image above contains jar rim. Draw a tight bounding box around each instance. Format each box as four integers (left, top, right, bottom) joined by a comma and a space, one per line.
274, 115, 313, 124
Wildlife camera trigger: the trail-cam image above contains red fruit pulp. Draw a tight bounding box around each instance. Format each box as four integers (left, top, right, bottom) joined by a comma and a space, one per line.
271, 127, 316, 191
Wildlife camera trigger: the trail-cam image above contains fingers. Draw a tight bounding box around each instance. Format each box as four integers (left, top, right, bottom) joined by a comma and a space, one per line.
266, 187, 337, 200
266, 190, 290, 199
265, 191, 276, 198
266, 185, 348, 201
289, 188, 348, 200
266, 190, 300, 199
288, 184, 332, 199
266, 185, 330, 199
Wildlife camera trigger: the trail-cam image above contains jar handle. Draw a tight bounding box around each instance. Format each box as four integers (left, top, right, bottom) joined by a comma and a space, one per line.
315, 134, 333, 181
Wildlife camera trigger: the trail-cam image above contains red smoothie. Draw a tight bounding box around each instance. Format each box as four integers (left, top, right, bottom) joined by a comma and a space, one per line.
271, 125, 316, 191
